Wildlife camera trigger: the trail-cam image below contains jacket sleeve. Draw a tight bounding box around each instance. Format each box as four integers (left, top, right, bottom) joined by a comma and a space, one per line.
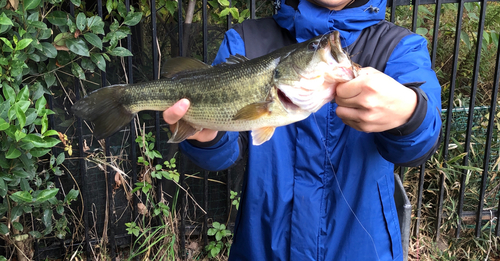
374, 34, 442, 167
178, 29, 246, 171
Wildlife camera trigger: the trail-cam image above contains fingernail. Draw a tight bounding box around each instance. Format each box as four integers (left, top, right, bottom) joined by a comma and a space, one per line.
179, 99, 189, 110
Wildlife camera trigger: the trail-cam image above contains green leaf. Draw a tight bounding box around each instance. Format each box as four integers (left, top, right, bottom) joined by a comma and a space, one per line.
15, 39, 33, 51
17, 86, 29, 102
107, 47, 132, 57
13, 222, 23, 232
87, 16, 105, 35
106, 0, 113, 14
0, 13, 13, 26
71, 63, 85, 79
6, 145, 21, 160
30, 148, 50, 157
3, 84, 15, 104
29, 231, 42, 238
17, 101, 30, 113
53, 32, 72, 47
71, 0, 81, 7
0, 37, 13, 50
81, 58, 95, 72
219, 8, 230, 17
10, 206, 23, 222
90, 53, 106, 71
47, 11, 68, 26
416, 27, 428, 37
64, 189, 79, 203
44, 72, 56, 87
22, 134, 61, 148
41, 113, 48, 134
0, 118, 9, 131
10, 191, 33, 203
15, 104, 26, 127
15, 130, 26, 141
41, 42, 57, 58
76, 12, 86, 31
0, 178, 6, 197
117, 1, 127, 17
218, 0, 229, 7
23, 0, 41, 10
229, 7, 239, 20
0, 223, 8, 235
66, 38, 90, 57
36, 188, 59, 202
56, 152, 65, 165
43, 130, 59, 137
83, 33, 102, 50
35, 96, 47, 114
123, 12, 142, 26
42, 208, 52, 228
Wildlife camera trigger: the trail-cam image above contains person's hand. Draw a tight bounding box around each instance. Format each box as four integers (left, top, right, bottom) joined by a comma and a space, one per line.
162, 99, 219, 142
334, 67, 418, 133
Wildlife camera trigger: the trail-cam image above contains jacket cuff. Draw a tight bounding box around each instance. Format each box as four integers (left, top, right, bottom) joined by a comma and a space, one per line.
385, 82, 428, 136
187, 131, 226, 148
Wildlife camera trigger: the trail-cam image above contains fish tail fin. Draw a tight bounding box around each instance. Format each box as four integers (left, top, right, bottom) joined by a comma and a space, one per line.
72, 85, 134, 140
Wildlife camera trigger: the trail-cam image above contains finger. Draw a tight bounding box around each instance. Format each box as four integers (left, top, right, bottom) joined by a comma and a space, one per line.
335, 106, 361, 122
162, 99, 190, 124
335, 78, 363, 100
190, 129, 219, 142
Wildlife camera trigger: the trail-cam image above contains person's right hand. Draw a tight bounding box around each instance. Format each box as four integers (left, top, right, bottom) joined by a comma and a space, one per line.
162, 99, 219, 143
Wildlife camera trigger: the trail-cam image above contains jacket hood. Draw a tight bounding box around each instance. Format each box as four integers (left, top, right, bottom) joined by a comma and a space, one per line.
274, 0, 386, 47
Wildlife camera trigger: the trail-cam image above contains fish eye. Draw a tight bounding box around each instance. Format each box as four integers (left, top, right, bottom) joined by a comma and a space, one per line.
308, 41, 320, 51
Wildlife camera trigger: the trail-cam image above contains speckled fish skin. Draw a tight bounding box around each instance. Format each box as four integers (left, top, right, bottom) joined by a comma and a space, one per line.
71, 31, 357, 144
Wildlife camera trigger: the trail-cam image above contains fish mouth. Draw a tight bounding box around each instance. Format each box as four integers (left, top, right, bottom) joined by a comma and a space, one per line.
277, 88, 300, 111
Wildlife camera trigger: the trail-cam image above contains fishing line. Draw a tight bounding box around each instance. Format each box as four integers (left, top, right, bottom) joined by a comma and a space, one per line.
311, 113, 381, 261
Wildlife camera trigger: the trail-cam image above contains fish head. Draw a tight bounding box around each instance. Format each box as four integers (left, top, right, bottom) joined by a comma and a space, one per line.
273, 31, 359, 113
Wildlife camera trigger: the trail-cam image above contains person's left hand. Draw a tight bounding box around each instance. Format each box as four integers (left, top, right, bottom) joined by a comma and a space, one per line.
334, 67, 418, 133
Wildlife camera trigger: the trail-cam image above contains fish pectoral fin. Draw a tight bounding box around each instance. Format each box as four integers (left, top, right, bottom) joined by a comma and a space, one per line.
168, 119, 201, 143
251, 127, 276, 146
233, 101, 272, 121
161, 57, 211, 78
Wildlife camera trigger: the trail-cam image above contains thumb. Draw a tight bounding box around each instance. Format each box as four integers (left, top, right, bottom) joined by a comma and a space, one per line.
163, 99, 190, 124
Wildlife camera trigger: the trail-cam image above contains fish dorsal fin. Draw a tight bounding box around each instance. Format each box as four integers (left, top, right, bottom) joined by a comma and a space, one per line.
233, 101, 273, 121
251, 127, 276, 145
168, 119, 201, 143
224, 54, 250, 65
161, 57, 211, 78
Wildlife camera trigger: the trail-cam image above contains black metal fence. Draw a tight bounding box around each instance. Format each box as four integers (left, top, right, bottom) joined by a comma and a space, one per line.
30, 0, 500, 259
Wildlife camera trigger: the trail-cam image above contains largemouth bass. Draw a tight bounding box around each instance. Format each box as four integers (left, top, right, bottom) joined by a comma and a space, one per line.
72, 31, 358, 145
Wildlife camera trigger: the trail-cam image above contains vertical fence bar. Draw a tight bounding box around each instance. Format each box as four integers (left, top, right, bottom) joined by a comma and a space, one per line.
226, 168, 232, 225
486, 13, 500, 237
177, 0, 186, 258
203, 170, 209, 246
203, 0, 208, 63
472, 0, 500, 237
250, 0, 255, 19
69, 1, 92, 256
150, 0, 163, 207
414, 165, 426, 237
202, 0, 209, 247
430, 0, 442, 68
125, 0, 138, 226
411, 0, 419, 33
227, 0, 232, 30
436, 0, 464, 241
390, 0, 396, 23
106, 137, 116, 260
455, 0, 487, 239
96, 0, 117, 256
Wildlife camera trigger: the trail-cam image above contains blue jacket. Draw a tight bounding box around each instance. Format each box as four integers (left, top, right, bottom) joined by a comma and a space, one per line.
180, 0, 442, 260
